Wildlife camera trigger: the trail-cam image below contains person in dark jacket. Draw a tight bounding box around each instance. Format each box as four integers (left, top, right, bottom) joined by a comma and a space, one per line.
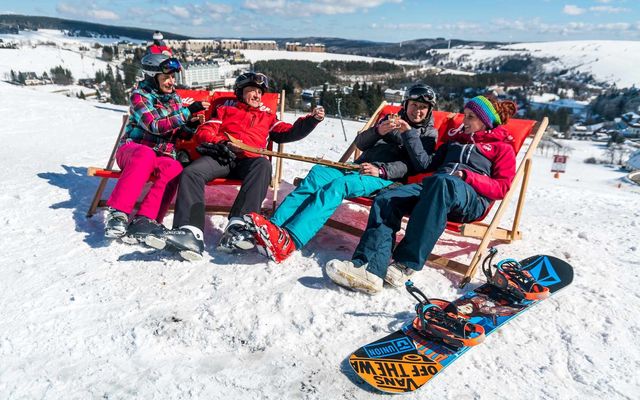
145, 72, 324, 261
326, 95, 518, 295
241, 84, 439, 263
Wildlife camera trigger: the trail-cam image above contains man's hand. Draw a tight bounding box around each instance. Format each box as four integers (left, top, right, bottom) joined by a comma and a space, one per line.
377, 115, 412, 135
359, 162, 380, 177
312, 106, 325, 121
196, 141, 237, 165
395, 119, 411, 134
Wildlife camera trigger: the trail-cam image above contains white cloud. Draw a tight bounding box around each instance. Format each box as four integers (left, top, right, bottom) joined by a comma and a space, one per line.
563, 5, 586, 15
87, 10, 119, 21
243, 0, 402, 16
56, 2, 119, 21
372, 22, 432, 30
589, 6, 629, 13
167, 6, 190, 19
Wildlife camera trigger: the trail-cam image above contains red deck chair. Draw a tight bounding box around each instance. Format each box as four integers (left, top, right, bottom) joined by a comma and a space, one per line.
86, 89, 285, 217
325, 102, 548, 287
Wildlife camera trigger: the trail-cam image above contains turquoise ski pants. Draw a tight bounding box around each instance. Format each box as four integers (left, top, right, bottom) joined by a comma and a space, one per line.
271, 165, 393, 248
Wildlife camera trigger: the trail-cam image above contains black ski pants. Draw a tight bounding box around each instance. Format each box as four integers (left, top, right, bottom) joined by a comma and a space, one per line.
172, 155, 272, 231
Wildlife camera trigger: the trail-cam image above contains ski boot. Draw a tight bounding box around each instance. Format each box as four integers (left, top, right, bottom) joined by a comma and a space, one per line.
482, 248, 550, 301
217, 221, 255, 253
121, 216, 165, 245
104, 208, 128, 239
405, 281, 485, 347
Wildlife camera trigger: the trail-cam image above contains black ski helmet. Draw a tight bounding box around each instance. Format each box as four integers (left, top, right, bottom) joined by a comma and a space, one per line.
141, 53, 182, 77
234, 72, 270, 100
403, 84, 437, 107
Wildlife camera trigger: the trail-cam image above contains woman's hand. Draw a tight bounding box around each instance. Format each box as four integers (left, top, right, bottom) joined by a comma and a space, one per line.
359, 162, 380, 177
453, 170, 466, 179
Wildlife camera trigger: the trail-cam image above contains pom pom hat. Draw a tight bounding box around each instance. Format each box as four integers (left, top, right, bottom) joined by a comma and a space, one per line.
464, 95, 502, 129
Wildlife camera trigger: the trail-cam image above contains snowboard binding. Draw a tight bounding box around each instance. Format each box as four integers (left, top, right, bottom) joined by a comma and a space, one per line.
405, 281, 485, 348
482, 248, 550, 302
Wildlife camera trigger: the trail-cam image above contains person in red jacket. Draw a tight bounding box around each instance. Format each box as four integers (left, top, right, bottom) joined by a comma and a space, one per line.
145, 72, 325, 261
146, 31, 173, 56
326, 95, 518, 295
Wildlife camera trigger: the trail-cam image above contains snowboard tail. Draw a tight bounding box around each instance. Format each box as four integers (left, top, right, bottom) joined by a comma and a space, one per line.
348, 254, 573, 394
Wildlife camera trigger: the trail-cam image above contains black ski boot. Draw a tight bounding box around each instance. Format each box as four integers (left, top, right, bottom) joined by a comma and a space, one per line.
121, 216, 165, 245
217, 222, 255, 253
145, 225, 205, 262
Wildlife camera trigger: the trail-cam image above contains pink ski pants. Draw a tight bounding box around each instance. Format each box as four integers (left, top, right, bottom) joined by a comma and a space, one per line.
106, 142, 182, 223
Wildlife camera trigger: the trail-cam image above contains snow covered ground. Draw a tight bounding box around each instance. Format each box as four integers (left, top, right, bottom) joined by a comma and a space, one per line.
433, 40, 640, 88
0, 29, 134, 82
238, 49, 416, 65
0, 81, 639, 399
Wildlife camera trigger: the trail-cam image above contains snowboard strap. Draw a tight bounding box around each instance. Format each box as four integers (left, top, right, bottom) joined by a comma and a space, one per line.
482, 249, 550, 301
405, 281, 485, 348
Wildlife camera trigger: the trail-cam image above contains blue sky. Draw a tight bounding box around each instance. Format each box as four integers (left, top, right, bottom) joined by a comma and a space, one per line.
2, 0, 638, 42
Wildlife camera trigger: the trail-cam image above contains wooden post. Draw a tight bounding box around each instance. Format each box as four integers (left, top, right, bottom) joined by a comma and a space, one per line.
271, 90, 286, 212
86, 114, 128, 217
510, 158, 532, 240
338, 101, 387, 163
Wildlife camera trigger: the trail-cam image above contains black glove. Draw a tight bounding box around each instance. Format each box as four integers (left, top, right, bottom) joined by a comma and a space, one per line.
176, 127, 195, 140
185, 118, 201, 129
196, 141, 237, 165
187, 101, 206, 114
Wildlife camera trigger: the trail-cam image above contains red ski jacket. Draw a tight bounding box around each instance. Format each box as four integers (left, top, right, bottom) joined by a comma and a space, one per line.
428, 125, 516, 201
195, 100, 320, 158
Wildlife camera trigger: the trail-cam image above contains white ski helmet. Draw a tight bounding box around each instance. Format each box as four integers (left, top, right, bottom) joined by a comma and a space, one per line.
153, 31, 163, 41
141, 53, 182, 77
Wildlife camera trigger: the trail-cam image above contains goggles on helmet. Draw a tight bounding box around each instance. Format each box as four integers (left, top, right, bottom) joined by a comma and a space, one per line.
158, 58, 182, 74
406, 86, 436, 105
237, 72, 269, 90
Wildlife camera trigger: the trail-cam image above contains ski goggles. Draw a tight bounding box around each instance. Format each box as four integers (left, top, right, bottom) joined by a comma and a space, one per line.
406, 86, 436, 105
158, 58, 182, 74
237, 72, 269, 89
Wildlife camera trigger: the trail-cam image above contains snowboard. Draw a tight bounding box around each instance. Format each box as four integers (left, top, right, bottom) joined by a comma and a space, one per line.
348, 254, 574, 393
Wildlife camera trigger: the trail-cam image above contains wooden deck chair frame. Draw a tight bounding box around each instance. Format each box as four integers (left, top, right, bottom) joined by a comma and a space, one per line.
86, 90, 287, 218
325, 102, 548, 288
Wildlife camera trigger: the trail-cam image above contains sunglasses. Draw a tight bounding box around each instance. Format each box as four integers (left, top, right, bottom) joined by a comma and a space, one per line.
159, 58, 182, 74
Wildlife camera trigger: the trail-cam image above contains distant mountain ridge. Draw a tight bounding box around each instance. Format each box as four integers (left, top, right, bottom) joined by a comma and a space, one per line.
0, 14, 503, 59
266, 37, 506, 60
0, 14, 190, 41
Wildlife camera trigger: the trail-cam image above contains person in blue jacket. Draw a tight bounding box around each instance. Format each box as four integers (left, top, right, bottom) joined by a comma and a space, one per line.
240, 84, 440, 263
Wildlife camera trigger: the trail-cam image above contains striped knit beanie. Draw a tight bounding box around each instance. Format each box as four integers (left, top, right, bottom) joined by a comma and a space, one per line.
464, 96, 502, 129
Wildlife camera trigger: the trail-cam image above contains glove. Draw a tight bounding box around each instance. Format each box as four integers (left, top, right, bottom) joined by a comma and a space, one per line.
185, 118, 201, 129
176, 127, 195, 140
196, 141, 237, 165
187, 101, 206, 114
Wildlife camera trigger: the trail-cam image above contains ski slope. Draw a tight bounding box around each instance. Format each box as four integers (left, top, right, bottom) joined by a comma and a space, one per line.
0, 81, 638, 399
